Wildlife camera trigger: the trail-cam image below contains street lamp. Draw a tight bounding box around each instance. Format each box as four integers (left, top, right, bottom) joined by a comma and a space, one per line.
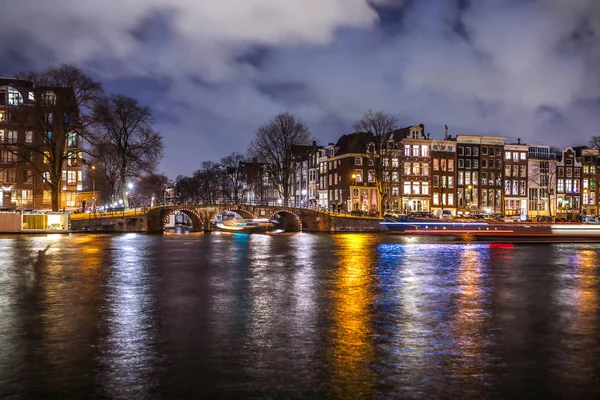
91, 165, 96, 213
467, 184, 473, 212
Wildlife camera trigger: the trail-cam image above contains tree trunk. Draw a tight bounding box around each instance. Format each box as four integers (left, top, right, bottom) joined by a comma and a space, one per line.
121, 178, 129, 208
51, 187, 60, 212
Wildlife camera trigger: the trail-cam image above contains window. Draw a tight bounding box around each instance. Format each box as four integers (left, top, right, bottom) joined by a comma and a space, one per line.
403, 182, 411, 194
8, 87, 23, 106
465, 159, 471, 169
482, 146, 488, 155
575, 169, 581, 178
566, 179, 573, 193
458, 159, 464, 169
368, 170, 375, 183
473, 147, 479, 156
448, 160, 454, 171
24, 170, 34, 184
354, 169, 363, 182
7, 130, 18, 144
355, 157, 362, 166
520, 165, 526, 177
520, 152, 526, 160
412, 182, 420, 194
448, 176, 454, 188
404, 145, 411, 156
490, 147, 495, 157
391, 158, 399, 168
412, 163, 420, 176
465, 147, 472, 156
433, 175, 440, 188
519, 181, 526, 196
458, 171, 464, 185
368, 158, 374, 166
472, 171, 478, 186
566, 168, 573, 178
482, 159, 487, 168
0, 110, 4, 122
558, 167, 564, 177
6, 169, 17, 183
505, 165, 511, 177
473, 159, 479, 169
505, 180, 511, 195
566, 159, 573, 166
404, 162, 411, 176
433, 193, 439, 205
42, 171, 51, 184
490, 172, 495, 186
433, 158, 439, 171
421, 145, 429, 157
392, 172, 399, 183
412, 145, 419, 157
557, 178, 564, 193
422, 163, 429, 176
512, 165, 518, 177
421, 182, 429, 195
465, 172, 471, 185
505, 151, 511, 160
440, 159, 447, 171
458, 146, 464, 156
29, 92, 35, 102
448, 194, 454, 205
489, 159, 495, 169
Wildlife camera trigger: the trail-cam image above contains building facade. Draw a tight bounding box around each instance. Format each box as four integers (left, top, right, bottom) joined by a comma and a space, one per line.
503, 142, 529, 219
0, 77, 85, 210
527, 145, 557, 219
556, 147, 582, 221
430, 139, 457, 216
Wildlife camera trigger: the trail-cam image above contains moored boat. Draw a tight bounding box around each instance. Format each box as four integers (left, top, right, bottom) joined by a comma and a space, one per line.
215, 218, 275, 233
381, 218, 600, 238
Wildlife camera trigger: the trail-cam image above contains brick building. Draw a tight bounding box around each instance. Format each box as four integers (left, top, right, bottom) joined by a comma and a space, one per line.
503, 142, 529, 219
0, 77, 86, 210
556, 147, 582, 221
430, 139, 457, 216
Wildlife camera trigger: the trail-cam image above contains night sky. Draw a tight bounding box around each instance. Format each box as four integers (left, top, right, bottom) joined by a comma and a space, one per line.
1, 0, 599, 178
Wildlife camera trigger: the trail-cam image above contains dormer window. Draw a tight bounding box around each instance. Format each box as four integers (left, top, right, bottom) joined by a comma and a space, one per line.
368, 143, 375, 153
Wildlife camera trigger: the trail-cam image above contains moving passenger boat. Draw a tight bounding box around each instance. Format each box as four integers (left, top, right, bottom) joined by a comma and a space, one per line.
381, 216, 600, 239
214, 218, 275, 233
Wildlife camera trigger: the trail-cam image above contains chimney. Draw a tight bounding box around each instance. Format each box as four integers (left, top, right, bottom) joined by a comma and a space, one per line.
427, 133, 430, 139
518, 138, 521, 145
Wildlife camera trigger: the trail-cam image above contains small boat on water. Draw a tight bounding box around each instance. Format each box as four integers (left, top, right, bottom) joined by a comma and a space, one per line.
215, 218, 275, 233
381, 217, 600, 239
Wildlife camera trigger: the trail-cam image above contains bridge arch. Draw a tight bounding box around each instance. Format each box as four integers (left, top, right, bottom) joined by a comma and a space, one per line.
210, 207, 256, 221
269, 209, 302, 232
163, 208, 203, 232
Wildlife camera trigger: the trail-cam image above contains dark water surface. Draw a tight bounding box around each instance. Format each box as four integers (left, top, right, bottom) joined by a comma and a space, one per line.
1, 233, 600, 399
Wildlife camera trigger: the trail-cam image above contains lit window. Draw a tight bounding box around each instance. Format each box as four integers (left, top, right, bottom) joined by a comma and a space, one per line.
25, 131, 33, 143
505, 151, 511, 160
8, 87, 23, 106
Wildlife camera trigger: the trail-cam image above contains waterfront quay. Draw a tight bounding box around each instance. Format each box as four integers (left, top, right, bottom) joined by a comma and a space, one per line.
1, 232, 600, 399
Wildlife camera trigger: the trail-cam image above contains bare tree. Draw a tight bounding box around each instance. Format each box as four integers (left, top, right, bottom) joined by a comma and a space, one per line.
352, 110, 399, 216
248, 113, 312, 204
91, 95, 163, 207
193, 161, 224, 204
4, 65, 103, 211
220, 152, 246, 204
136, 173, 169, 207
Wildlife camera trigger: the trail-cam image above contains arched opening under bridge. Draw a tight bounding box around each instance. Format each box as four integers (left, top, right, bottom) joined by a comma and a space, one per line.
269, 210, 302, 232
163, 209, 203, 232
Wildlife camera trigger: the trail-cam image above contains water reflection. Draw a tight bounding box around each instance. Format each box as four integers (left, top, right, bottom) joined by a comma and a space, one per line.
329, 234, 375, 398
1, 234, 600, 398
99, 234, 159, 399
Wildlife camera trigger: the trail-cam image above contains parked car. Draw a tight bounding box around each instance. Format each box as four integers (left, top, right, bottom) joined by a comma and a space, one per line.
350, 209, 365, 217
582, 216, 600, 224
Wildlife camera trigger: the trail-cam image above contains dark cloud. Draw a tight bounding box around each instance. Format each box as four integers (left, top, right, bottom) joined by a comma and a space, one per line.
2, 0, 600, 177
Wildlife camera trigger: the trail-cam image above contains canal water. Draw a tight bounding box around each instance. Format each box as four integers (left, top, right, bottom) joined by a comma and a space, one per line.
1, 233, 600, 399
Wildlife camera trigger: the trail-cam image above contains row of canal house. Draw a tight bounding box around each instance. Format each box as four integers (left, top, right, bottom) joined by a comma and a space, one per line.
290, 124, 600, 220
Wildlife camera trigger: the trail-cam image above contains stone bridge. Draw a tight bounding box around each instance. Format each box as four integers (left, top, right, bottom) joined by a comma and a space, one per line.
146, 204, 333, 233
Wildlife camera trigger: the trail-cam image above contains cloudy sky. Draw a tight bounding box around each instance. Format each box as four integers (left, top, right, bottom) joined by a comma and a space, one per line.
1, 0, 599, 177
